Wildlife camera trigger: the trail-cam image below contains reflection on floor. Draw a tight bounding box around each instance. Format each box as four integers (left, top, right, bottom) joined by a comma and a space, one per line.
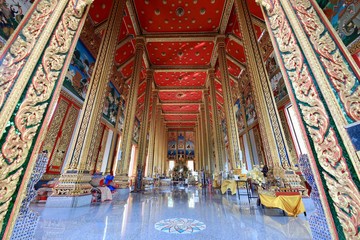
32, 186, 313, 240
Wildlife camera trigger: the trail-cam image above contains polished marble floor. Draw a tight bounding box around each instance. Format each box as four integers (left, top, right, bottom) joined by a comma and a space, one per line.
32, 186, 314, 240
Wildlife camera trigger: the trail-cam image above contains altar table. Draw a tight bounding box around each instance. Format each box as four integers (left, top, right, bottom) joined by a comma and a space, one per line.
221, 180, 237, 195
259, 193, 306, 217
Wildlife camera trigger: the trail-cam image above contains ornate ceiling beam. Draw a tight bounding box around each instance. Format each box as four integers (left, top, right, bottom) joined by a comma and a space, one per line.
117, 56, 135, 71
251, 15, 266, 29
126, 1, 141, 35
229, 74, 240, 84
152, 65, 210, 72
215, 77, 222, 85
227, 33, 243, 46
219, 0, 234, 34
226, 53, 246, 70
94, 20, 107, 35
116, 35, 134, 50
137, 91, 145, 100
156, 86, 205, 91
145, 33, 217, 42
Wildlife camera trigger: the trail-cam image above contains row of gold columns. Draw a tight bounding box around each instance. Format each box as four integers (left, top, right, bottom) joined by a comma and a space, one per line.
134, 70, 153, 190
55, 0, 126, 195
216, 36, 242, 170
234, 0, 290, 167
115, 37, 145, 182
208, 69, 226, 172
145, 92, 158, 177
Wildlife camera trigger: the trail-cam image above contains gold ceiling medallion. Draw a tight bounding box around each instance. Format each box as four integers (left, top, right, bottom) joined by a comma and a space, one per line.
176, 7, 185, 17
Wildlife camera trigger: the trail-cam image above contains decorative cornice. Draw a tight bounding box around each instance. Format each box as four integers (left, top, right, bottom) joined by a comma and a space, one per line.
226, 53, 246, 69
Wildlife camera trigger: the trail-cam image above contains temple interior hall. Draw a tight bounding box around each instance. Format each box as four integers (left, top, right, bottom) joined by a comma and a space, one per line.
0, 0, 359, 240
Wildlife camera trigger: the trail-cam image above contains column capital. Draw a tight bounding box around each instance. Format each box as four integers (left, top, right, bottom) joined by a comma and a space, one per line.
215, 35, 226, 48
135, 37, 146, 49
146, 68, 154, 78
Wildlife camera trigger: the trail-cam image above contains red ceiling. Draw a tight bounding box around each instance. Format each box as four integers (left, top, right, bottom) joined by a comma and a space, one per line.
159, 91, 203, 102
226, 39, 246, 63
247, 0, 264, 20
115, 40, 135, 65
154, 72, 207, 87
147, 42, 214, 65
164, 115, 197, 121
86, 1, 271, 128
162, 105, 199, 112
89, 0, 112, 25
134, 0, 226, 33
166, 122, 196, 126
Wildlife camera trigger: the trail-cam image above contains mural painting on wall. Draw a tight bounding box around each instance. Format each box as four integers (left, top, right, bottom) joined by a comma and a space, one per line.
185, 131, 195, 160
133, 117, 140, 143
318, 0, 360, 45
266, 55, 288, 103
234, 99, 245, 134
178, 131, 185, 161
103, 82, 120, 126
0, 0, 33, 49
117, 97, 126, 132
244, 92, 257, 126
168, 131, 177, 160
64, 40, 95, 101
221, 119, 228, 146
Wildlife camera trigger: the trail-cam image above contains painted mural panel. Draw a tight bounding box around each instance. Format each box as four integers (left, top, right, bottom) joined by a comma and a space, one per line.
318, 0, 360, 46
177, 131, 185, 160
0, 0, 33, 49
244, 92, 257, 126
185, 131, 195, 160
221, 119, 228, 146
103, 82, 120, 126
234, 99, 245, 133
266, 54, 288, 104
168, 131, 177, 160
64, 40, 95, 101
117, 97, 126, 132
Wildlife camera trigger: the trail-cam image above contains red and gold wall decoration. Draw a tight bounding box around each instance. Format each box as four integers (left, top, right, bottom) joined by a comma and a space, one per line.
41, 94, 80, 178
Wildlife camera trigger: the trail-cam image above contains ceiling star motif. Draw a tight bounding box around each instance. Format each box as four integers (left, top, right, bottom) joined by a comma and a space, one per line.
134, 0, 226, 33
147, 42, 214, 65
154, 72, 207, 87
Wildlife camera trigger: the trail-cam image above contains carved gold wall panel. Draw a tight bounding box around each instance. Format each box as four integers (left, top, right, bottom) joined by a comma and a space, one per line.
259, 0, 360, 238
0, 0, 90, 237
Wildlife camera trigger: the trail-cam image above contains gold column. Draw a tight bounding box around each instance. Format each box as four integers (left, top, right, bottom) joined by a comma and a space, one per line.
116, 37, 145, 183
200, 104, 210, 172
197, 115, 204, 170
0, 0, 92, 237
194, 124, 199, 170
257, 0, 360, 238
203, 90, 214, 173
145, 92, 158, 177
160, 120, 166, 174
134, 69, 153, 189
234, 0, 290, 167
55, 0, 126, 195
153, 107, 162, 176
216, 36, 242, 170
208, 69, 226, 172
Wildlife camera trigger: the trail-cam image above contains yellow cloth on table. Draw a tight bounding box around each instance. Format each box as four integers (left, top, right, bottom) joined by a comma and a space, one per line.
221, 180, 237, 195
259, 194, 306, 217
